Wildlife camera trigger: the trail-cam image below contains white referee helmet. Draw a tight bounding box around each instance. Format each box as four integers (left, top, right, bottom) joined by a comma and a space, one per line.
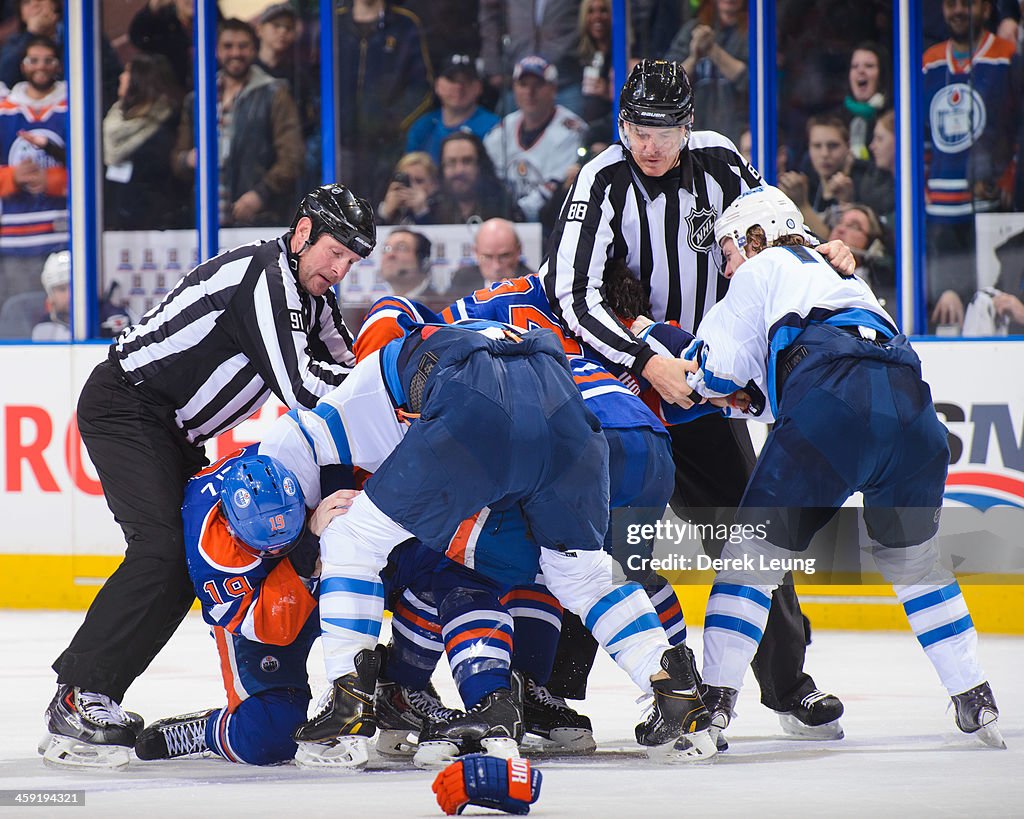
714, 185, 815, 254
40, 250, 71, 294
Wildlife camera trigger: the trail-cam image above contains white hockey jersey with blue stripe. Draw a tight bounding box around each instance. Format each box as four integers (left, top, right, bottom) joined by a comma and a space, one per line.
684, 245, 897, 422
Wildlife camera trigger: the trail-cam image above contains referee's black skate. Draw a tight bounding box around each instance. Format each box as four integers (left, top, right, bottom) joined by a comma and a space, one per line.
375, 677, 462, 756
777, 689, 845, 740
701, 685, 738, 752
293, 647, 382, 769
135, 709, 215, 760
952, 682, 1006, 749
522, 676, 596, 754
41, 685, 142, 769
635, 646, 717, 762
413, 672, 524, 768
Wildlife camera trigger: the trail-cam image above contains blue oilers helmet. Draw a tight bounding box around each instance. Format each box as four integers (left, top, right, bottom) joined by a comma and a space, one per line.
220, 455, 306, 557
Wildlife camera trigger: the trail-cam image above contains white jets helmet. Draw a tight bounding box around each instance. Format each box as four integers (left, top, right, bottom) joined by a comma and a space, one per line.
714, 185, 815, 254
41, 250, 71, 293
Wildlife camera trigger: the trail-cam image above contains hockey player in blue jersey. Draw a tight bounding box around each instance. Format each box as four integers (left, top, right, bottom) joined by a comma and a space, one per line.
682, 184, 1004, 749
350, 274, 734, 761
259, 318, 716, 768
129, 450, 346, 766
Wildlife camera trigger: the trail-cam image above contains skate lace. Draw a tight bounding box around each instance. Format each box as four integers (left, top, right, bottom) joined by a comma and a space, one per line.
311, 685, 335, 718
799, 690, 833, 709
76, 691, 130, 727
407, 688, 460, 722
949, 684, 997, 714
527, 680, 571, 712
161, 718, 208, 756
636, 693, 656, 723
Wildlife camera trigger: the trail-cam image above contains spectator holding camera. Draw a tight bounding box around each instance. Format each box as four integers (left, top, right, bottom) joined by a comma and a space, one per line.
405, 54, 499, 163
377, 151, 442, 225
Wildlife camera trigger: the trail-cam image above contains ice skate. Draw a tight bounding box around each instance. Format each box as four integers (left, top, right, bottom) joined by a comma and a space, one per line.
41, 685, 141, 769
375, 677, 462, 756
293, 647, 381, 769
777, 689, 845, 740
635, 646, 717, 762
701, 685, 738, 752
522, 676, 596, 754
135, 709, 215, 760
413, 673, 524, 769
952, 682, 1006, 749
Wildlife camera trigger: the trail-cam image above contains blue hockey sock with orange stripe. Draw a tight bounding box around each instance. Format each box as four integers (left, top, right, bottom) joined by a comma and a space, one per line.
440, 587, 514, 709
500, 582, 563, 684
387, 589, 445, 690
645, 576, 687, 647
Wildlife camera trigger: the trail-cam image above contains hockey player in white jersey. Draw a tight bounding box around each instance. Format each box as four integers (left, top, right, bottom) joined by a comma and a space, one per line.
259, 320, 717, 768
681, 185, 1004, 749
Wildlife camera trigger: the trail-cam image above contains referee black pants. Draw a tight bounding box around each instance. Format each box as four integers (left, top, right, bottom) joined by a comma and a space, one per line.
52, 360, 208, 703
547, 413, 816, 710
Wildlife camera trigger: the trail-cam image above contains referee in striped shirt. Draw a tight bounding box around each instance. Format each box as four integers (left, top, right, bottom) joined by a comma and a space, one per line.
541, 61, 856, 731
46, 185, 377, 753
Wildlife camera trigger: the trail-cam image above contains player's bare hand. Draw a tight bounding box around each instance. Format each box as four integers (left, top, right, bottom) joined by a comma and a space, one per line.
709, 390, 751, 412
629, 315, 654, 334
816, 240, 856, 277
931, 290, 964, 328
310, 489, 361, 536
641, 354, 702, 408
993, 292, 1024, 325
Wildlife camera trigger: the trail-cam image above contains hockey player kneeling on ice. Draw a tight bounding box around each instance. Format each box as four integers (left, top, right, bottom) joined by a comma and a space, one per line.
682, 185, 1005, 750
130, 452, 351, 766
258, 319, 717, 767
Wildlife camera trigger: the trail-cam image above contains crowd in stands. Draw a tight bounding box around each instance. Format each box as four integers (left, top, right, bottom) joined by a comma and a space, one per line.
0, 0, 1022, 339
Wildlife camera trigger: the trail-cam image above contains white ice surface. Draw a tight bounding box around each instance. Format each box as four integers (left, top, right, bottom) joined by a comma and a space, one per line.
2, 610, 1022, 818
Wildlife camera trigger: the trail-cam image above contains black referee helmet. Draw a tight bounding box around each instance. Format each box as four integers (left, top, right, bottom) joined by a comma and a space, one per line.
291, 183, 377, 258
619, 60, 694, 128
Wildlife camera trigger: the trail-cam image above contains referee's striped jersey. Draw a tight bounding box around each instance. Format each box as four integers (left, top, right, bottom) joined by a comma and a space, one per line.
541, 131, 761, 374
112, 237, 356, 444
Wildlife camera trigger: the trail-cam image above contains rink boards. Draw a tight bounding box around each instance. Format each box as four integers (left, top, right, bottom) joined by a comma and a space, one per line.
1, 340, 1022, 633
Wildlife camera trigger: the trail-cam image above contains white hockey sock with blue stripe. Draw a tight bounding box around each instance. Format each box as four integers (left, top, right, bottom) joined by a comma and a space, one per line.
894, 581, 984, 695
702, 583, 774, 691
539, 549, 669, 692
318, 492, 412, 681
872, 541, 985, 695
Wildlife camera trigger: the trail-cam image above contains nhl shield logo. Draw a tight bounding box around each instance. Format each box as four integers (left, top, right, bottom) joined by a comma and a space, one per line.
685, 207, 717, 253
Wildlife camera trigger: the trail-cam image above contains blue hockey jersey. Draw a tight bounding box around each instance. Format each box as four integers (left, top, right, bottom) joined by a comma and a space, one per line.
181, 446, 318, 649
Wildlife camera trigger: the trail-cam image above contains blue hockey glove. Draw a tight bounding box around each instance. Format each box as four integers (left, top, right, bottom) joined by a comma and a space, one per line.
432, 754, 542, 815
